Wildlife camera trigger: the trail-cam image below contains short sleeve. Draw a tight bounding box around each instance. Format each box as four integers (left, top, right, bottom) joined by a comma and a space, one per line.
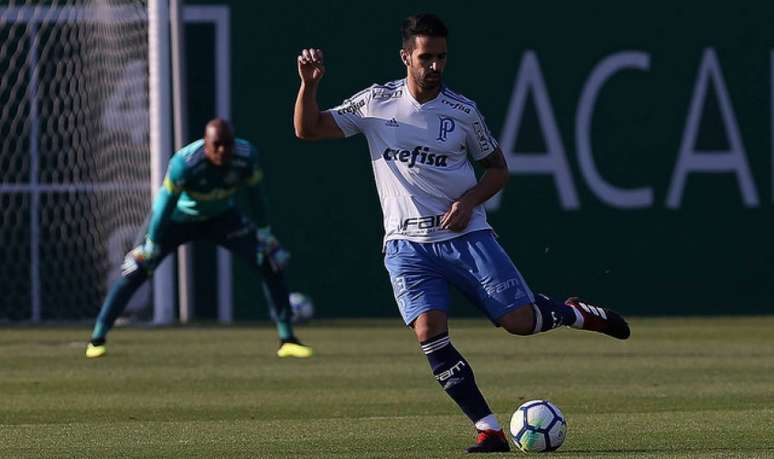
465, 108, 500, 161
327, 87, 372, 137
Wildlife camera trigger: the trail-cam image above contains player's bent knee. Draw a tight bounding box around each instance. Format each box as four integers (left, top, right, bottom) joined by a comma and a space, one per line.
411, 310, 448, 342
498, 304, 535, 336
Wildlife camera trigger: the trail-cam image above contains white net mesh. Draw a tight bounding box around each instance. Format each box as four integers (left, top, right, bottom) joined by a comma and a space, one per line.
0, 1, 151, 321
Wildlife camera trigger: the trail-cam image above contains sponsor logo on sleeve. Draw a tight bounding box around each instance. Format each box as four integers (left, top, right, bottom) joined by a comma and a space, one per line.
337, 98, 366, 115
473, 121, 491, 151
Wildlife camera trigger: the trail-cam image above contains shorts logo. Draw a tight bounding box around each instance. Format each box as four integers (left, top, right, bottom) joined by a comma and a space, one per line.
393, 276, 407, 296
485, 277, 523, 296
382, 146, 448, 168
437, 116, 456, 142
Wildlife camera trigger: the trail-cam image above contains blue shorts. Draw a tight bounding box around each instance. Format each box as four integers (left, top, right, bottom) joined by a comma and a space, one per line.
383, 230, 535, 326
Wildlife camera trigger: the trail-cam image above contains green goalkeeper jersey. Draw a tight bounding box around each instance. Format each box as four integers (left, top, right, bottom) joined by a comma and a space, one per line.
146, 138, 268, 243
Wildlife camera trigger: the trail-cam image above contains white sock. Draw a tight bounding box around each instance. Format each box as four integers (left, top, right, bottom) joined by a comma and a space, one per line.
571, 307, 584, 328
531, 305, 543, 334
475, 414, 501, 432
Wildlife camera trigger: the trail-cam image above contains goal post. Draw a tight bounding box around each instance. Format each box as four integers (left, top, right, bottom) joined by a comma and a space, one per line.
0, 1, 232, 324
0, 0, 175, 322
148, 0, 175, 324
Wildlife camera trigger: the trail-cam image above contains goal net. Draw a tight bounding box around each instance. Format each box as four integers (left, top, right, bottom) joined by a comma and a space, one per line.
0, 1, 153, 321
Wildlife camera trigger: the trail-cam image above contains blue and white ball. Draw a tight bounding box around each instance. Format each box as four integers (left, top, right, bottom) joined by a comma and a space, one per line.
509, 400, 567, 452
288, 292, 314, 323
269, 292, 315, 323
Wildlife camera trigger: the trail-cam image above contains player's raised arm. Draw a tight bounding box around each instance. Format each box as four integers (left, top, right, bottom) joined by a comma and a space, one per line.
294, 48, 345, 140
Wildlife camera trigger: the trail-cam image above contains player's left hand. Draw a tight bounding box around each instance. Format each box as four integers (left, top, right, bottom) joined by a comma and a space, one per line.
441, 198, 474, 232
256, 226, 291, 272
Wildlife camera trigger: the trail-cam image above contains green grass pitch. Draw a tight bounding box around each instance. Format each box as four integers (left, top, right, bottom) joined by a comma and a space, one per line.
1, 317, 773, 458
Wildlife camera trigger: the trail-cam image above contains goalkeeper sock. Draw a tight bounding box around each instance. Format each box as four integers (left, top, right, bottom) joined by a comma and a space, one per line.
422, 332, 492, 424
276, 320, 294, 341
532, 293, 582, 333
261, 274, 295, 341
90, 270, 147, 343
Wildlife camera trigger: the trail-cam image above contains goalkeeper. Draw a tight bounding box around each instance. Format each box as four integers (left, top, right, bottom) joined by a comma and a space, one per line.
86, 118, 313, 359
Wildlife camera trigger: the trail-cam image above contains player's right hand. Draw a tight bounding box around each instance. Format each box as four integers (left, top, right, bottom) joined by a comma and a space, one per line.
133, 237, 160, 263
122, 237, 160, 276
297, 48, 325, 83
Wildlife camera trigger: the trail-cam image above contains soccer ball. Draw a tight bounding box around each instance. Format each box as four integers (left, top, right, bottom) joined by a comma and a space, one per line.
268, 292, 315, 323
509, 400, 567, 452
288, 292, 314, 323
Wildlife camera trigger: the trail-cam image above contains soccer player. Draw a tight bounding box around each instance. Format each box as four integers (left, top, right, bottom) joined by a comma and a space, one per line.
85, 118, 313, 360
294, 14, 630, 453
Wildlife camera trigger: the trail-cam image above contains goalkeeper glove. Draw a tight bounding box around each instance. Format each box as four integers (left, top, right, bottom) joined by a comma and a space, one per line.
122, 237, 160, 276
256, 226, 290, 272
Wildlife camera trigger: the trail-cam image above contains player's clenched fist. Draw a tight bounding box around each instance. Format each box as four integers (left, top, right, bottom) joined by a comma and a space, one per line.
297, 48, 325, 83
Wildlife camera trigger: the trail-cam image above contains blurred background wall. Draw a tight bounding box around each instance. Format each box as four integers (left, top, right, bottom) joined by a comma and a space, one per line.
1, 0, 770, 321
179, 0, 773, 318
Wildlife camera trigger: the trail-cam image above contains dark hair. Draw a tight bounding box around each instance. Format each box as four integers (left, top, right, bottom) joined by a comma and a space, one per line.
401, 13, 448, 50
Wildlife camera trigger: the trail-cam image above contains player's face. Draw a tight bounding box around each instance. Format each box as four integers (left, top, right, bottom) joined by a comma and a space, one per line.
404, 35, 447, 91
204, 127, 234, 167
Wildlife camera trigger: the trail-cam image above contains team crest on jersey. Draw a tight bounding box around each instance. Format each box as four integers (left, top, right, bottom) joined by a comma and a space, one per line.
437, 116, 456, 142
187, 187, 237, 201
224, 171, 240, 185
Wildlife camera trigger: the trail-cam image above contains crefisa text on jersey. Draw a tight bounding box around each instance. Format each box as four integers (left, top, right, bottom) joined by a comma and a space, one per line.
382, 146, 449, 168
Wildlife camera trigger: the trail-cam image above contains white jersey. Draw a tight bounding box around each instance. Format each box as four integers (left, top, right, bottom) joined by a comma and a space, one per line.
328, 78, 498, 246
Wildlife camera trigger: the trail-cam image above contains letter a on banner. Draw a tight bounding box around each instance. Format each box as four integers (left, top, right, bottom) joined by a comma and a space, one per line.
488, 51, 579, 211
667, 48, 759, 208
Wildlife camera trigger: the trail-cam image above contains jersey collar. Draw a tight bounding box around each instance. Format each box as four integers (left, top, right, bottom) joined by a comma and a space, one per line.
404, 81, 444, 110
